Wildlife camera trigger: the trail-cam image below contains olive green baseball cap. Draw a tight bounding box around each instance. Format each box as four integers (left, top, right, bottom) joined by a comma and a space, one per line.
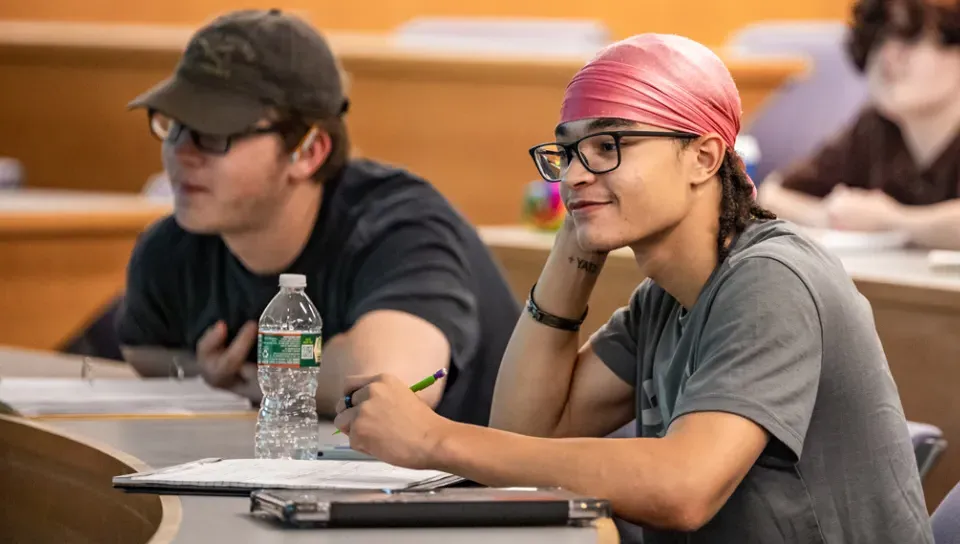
129, 9, 348, 135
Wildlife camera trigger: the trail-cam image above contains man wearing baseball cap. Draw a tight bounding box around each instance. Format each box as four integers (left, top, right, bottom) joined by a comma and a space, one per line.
117, 9, 520, 425
333, 33, 933, 542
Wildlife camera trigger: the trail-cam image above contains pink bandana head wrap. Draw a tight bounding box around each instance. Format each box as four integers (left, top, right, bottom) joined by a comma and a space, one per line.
559, 33, 755, 196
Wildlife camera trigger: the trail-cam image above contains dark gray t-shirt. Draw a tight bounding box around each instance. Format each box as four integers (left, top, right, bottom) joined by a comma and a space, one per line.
117, 159, 519, 426
591, 220, 933, 543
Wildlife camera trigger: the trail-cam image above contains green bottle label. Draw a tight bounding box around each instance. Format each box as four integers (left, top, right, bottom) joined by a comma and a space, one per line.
257, 332, 321, 368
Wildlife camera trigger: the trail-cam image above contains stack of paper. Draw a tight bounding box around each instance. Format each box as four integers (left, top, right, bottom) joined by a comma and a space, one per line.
799, 227, 911, 252
113, 458, 464, 495
928, 250, 960, 272
0, 377, 252, 416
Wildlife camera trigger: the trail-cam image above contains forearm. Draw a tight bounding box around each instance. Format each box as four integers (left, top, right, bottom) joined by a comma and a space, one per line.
316, 311, 450, 416
757, 177, 828, 228
897, 200, 960, 250
432, 422, 692, 530
489, 226, 606, 436
314, 336, 353, 416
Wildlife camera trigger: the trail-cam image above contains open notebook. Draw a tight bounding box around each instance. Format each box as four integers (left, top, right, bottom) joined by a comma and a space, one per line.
113, 458, 464, 496
0, 377, 252, 416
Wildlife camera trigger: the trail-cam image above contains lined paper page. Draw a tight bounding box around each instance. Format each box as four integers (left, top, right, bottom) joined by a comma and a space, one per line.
121, 458, 460, 490
0, 377, 252, 416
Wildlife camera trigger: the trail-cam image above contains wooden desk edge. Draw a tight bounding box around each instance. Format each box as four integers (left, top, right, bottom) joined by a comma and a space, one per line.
0, 413, 183, 543
479, 226, 960, 296
0, 208, 171, 236
0, 20, 808, 84
31, 410, 257, 421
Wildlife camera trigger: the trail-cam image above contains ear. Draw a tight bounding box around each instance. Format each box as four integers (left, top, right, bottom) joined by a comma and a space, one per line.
688, 134, 725, 188
288, 126, 332, 182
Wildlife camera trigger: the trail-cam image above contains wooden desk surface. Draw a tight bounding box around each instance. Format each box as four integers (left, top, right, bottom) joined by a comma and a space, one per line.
0, 21, 805, 78
0, 0, 857, 50
0, 20, 806, 225
0, 188, 168, 212
0, 342, 618, 543
0, 414, 181, 544
0, 344, 136, 378
480, 225, 960, 512
480, 225, 960, 292
41, 416, 619, 543
0, 188, 170, 233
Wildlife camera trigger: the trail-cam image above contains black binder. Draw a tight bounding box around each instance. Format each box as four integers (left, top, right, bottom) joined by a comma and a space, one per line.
249, 487, 611, 528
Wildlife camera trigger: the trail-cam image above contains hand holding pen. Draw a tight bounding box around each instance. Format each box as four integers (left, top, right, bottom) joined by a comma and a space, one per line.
332, 369, 449, 469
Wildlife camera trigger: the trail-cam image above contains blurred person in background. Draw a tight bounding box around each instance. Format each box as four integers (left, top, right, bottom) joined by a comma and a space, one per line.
760, 0, 960, 249
116, 9, 519, 423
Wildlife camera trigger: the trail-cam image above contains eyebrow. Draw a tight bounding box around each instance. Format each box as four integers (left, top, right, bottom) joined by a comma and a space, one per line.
554, 118, 637, 139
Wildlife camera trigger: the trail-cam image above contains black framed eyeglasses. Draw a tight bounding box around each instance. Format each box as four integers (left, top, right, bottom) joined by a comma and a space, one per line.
147, 109, 293, 155
528, 130, 699, 182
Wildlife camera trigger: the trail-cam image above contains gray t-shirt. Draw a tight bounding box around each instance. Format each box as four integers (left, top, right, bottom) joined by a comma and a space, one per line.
591, 220, 933, 544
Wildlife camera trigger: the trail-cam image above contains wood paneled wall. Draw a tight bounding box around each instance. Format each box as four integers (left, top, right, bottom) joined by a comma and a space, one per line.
0, 22, 805, 226
0, 0, 856, 46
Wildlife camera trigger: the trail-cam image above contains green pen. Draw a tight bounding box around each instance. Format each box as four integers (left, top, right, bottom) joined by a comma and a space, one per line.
332, 368, 447, 435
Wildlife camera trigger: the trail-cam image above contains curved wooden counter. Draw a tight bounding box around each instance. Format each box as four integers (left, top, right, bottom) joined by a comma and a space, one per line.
43, 416, 618, 543
0, 414, 181, 543
0, 348, 617, 543
0, 20, 806, 225
0, 345, 137, 379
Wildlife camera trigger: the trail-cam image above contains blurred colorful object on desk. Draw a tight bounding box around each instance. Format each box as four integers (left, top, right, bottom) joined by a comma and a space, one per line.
522, 180, 565, 230
0, 158, 24, 189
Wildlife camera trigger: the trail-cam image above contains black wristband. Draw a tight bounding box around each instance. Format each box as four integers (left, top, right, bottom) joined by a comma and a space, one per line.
525, 283, 588, 331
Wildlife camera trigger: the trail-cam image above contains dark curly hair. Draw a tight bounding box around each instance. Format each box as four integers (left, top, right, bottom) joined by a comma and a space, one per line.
677, 140, 776, 262
715, 150, 777, 262
848, 0, 960, 72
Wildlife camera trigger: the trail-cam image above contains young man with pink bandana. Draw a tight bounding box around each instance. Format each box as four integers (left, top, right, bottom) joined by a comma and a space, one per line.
333, 34, 933, 542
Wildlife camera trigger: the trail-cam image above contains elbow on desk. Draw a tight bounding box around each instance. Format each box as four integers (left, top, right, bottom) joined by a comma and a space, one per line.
616, 497, 717, 534
663, 498, 717, 533
612, 472, 721, 533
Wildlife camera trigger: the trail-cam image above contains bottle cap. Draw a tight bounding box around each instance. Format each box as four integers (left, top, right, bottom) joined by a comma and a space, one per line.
279, 273, 307, 288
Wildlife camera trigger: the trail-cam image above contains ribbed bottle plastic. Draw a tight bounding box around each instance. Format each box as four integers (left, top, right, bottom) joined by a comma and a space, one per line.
254, 273, 322, 459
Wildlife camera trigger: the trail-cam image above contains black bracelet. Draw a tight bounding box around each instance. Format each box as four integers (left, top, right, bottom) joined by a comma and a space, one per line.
525, 283, 588, 331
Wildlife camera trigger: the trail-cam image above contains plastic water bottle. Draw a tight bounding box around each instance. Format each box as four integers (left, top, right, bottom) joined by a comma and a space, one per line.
255, 273, 322, 459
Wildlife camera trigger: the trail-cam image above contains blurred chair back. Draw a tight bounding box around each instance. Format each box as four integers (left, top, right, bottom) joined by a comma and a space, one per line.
908, 420, 948, 482
727, 21, 870, 182
62, 297, 124, 361
0, 157, 24, 189
933, 480, 960, 544
393, 17, 610, 56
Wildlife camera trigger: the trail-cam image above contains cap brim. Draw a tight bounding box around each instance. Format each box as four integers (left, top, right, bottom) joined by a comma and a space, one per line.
128, 76, 266, 135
